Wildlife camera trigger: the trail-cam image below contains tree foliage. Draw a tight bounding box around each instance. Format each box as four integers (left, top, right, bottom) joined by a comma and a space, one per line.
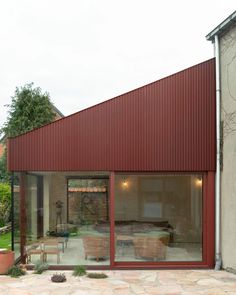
0, 151, 9, 183
1, 83, 56, 138
0, 83, 56, 182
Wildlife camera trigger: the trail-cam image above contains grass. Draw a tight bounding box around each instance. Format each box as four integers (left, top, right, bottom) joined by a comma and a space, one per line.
73, 265, 87, 277
0, 232, 12, 250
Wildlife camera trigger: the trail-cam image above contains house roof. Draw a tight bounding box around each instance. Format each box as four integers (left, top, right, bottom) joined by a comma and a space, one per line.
206, 10, 236, 42
51, 104, 64, 118
8, 59, 216, 172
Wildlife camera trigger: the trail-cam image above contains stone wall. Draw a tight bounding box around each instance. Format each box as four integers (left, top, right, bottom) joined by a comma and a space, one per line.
68, 192, 108, 224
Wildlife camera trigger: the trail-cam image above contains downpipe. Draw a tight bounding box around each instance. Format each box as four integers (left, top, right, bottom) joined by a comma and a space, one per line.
214, 34, 222, 270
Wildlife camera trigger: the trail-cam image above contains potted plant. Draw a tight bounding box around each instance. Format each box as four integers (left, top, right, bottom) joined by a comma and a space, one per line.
0, 249, 15, 275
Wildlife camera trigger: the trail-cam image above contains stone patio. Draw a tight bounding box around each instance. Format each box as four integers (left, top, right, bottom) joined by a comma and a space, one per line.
0, 270, 236, 295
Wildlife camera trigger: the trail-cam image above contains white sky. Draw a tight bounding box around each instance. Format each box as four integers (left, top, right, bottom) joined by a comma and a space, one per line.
0, 1, 235, 127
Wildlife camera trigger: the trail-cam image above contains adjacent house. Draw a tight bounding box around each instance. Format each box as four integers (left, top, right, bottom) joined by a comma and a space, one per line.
206, 10, 236, 271
7, 59, 216, 269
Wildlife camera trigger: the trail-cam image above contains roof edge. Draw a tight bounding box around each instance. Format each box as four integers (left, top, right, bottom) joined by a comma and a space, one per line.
51, 104, 64, 117
206, 10, 236, 42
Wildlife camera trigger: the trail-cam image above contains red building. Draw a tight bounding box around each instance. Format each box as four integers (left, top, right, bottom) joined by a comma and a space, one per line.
8, 58, 215, 269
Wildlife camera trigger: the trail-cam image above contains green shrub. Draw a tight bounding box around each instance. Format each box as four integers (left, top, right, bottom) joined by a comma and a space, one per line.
73, 265, 87, 276
7, 265, 26, 278
33, 261, 49, 274
87, 272, 108, 279
69, 227, 79, 237
0, 182, 11, 227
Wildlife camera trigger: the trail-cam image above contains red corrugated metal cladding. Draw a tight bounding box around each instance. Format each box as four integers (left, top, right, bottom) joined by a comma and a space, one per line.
8, 59, 216, 172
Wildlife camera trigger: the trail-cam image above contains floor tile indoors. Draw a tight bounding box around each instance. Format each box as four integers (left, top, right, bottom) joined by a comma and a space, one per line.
25, 237, 201, 266
0, 270, 236, 295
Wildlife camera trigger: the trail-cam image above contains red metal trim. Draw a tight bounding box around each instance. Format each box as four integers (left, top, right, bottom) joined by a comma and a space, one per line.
26, 263, 210, 270
111, 263, 212, 269
19, 173, 26, 264
109, 172, 115, 267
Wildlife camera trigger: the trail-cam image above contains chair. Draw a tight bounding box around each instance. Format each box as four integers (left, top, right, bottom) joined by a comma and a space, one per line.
82, 236, 109, 262
25, 243, 43, 263
133, 235, 169, 261
42, 239, 60, 264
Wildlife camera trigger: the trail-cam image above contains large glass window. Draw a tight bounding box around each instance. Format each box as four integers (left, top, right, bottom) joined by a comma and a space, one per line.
67, 178, 110, 265
20, 173, 110, 266
13, 173, 20, 259
114, 174, 203, 262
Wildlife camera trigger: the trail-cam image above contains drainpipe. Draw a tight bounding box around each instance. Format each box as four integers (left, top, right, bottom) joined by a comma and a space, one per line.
214, 34, 222, 270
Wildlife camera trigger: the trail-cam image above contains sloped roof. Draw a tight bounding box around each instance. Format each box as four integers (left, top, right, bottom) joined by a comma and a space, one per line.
206, 10, 236, 41
8, 59, 216, 172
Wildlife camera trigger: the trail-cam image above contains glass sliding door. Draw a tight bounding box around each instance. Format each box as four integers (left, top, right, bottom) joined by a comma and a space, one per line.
22, 173, 110, 266
114, 174, 203, 263
67, 178, 110, 265
13, 173, 20, 259
26, 175, 40, 242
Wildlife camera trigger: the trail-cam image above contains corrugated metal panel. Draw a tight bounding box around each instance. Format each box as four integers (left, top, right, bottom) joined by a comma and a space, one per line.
8, 59, 216, 172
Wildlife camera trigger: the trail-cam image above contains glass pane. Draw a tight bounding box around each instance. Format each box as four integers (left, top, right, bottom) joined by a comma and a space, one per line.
114, 174, 203, 262
13, 174, 20, 259
26, 175, 38, 242
67, 178, 110, 265
23, 173, 110, 266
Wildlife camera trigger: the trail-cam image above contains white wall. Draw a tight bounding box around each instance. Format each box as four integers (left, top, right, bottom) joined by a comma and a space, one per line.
220, 24, 236, 270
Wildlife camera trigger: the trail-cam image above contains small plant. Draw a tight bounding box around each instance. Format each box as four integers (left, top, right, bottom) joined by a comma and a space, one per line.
7, 265, 26, 278
73, 265, 87, 277
33, 261, 49, 274
51, 273, 67, 283
19, 264, 27, 272
87, 272, 108, 279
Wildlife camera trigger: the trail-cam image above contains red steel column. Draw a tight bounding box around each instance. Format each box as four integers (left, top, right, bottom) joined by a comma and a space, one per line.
109, 172, 115, 268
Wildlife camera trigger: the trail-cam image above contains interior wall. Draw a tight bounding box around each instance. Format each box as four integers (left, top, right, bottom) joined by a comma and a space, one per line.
114, 175, 202, 243
49, 174, 67, 231
43, 175, 50, 235
68, 191, 108, 224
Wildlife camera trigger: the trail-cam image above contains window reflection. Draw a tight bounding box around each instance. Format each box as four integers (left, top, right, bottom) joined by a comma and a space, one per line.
115, 174, 203, 262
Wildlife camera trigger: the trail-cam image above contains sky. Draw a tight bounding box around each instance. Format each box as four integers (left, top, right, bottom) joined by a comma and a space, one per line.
0, 1, 235, 127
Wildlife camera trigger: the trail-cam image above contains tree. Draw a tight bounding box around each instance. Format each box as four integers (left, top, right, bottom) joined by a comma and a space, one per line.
0, 152, 9, 183
1, 83, 56, 138
0, 83, 56, 182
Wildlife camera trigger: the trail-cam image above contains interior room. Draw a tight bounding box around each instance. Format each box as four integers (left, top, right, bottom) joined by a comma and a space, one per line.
13, 172, 203, 266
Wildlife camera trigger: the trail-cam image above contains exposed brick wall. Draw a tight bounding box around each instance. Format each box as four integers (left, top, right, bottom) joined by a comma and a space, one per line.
68, 192, 108, 224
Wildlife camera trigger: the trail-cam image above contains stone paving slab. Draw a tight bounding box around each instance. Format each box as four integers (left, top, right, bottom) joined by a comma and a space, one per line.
0, 270, 236, 295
